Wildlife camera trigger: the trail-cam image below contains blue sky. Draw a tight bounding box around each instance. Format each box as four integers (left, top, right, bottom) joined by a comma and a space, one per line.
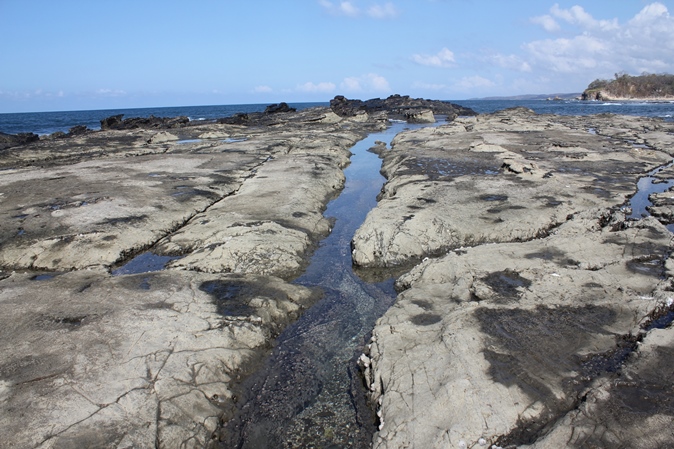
2, 0, 674, 112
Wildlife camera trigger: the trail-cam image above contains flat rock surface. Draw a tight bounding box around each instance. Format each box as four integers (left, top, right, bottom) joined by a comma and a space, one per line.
0, 269, 313, 449
353, 108, 674, 268
357, 109, 674, 448
0, 107, 385, 449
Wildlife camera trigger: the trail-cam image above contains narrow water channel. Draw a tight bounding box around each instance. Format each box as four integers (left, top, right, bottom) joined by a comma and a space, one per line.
627, 159, 674, 221
221, 121, 436, 448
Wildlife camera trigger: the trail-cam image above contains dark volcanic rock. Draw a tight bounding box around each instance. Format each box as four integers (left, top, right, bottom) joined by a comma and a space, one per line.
219, 103, 297, 125
218, 113, 252, 125
100, 114, 124, 130
264, 102, 296, 114
330, 94, 477, 121
100, 114, 189, 130
68, 125, 90, 136
0, 131, 40, 150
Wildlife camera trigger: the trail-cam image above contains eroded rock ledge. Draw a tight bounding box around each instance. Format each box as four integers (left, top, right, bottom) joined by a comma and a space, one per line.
0, 106, 385, 448
356, 108, 674, 448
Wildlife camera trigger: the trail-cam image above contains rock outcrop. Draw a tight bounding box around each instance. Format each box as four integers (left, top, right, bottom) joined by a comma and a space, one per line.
582, 72, 674, 101
264, 102, 296, 114
0, 131, 40, 150
100, 114, 190, 130
4, 101, 674, 449
330, 94, 476, 121
355, 107, 674, 448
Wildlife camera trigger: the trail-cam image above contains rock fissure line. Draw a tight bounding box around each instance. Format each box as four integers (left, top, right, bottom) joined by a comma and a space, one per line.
109, 154, 274, 272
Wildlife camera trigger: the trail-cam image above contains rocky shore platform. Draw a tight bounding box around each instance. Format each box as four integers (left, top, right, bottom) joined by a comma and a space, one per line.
2, 98, 674, 449
356, 108, 674, 448
0, 102, 396, 448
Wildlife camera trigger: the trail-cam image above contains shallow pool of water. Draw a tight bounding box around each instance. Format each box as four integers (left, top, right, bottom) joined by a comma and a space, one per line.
628, 159, 674, 219
111, 252, 182, 276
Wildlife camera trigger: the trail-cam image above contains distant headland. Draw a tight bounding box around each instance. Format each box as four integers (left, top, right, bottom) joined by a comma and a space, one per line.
582, 72, 674, 101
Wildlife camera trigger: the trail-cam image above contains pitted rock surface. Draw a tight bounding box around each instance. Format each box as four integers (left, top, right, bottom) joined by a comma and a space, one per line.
356, 109, 674, 449
352, 108, 674, 268
0, 107, 385, 449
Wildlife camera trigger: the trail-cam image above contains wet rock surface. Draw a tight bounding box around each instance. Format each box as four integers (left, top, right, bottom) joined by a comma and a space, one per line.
0, 106, 385, 448
356, 108, 674, 448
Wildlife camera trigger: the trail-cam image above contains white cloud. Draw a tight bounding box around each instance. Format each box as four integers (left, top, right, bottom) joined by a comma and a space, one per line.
522, 2, 674, 79
367, 2, 398, 19
530, 14, 560, 32
411, 47, 455, 67
368, 73, 391, 90
486, 2, 674, 90
454, 75, 495, 91
296, 81, 337, 93
341, 77, 362, 91
319, 1, 398, 19
319, 0, 359, 17
253, 85, 273, 93
487, 53, 532, 72
549, 3, 619, 31
631, 2, 669, 22
340, 73, 391, 92
524, 35, 606, 73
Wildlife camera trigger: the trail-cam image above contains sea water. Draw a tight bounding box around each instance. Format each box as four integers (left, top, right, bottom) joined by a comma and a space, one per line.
2, 99, 673, 135
0, 102, 328, 135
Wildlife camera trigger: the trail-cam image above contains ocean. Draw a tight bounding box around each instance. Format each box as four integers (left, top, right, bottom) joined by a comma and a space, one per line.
1, 99, 673, 135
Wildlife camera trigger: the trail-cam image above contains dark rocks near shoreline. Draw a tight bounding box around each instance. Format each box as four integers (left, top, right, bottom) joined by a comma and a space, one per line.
330, 94, 477, 121
99, 114, 190, 130
0, 131, 39, 150
264, 102, 296, 114
0, 94, 475, 152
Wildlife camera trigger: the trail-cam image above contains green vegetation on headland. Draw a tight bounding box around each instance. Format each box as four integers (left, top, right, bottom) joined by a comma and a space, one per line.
582, 72, 674, 101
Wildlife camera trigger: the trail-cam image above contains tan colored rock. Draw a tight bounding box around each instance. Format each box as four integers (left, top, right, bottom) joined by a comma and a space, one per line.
356, 109, 674, 449
199, 131, 230, 139
0, 270, 313, 449
363, 213, 673, 448
149, 131, 179, 143
156, 132, 361, 278
0, 152, 263, 270
352, 109, 673, 268
404, 108, 435, 123
0, 108, 382, 448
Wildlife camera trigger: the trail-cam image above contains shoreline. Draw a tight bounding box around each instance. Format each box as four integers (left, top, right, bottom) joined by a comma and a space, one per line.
582, 97, 674, 103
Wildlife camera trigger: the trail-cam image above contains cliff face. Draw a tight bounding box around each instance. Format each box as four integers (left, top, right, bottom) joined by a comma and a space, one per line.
582, 73, 674, 100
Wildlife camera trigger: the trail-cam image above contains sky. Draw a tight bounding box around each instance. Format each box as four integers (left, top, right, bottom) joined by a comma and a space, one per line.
2, 0, 674, 112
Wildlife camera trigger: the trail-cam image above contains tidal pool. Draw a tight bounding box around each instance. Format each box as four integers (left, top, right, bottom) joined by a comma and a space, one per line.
628, 159, 674, 219
222, 121, 439, 448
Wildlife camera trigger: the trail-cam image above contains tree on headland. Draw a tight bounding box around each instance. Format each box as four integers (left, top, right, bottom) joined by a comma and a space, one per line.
582, 72, 674, 100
